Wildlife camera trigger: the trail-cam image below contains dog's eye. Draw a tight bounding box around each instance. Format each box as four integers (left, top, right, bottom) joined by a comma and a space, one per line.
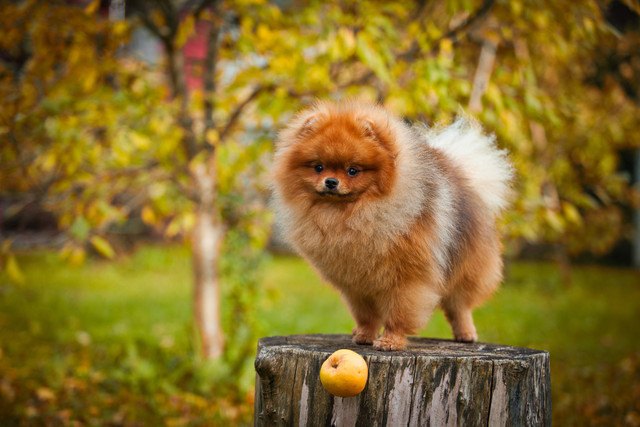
347, 167, 359, 176
314, 164, 324, 173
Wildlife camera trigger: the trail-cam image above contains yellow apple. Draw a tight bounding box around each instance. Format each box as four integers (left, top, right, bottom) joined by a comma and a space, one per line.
319, 349, 368, 397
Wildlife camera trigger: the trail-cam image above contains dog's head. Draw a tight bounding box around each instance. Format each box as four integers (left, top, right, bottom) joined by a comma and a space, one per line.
275, 101, 399, 205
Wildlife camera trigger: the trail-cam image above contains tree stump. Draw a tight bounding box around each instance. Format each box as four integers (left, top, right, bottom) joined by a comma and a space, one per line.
254, 334, 550, 426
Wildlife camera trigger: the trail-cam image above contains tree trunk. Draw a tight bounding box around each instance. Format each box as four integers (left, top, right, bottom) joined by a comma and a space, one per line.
133, 0, 227, 359
108, 0, 125, 21
634, 149, 640, 268
192, 162, 224, 359
254, 334, 551, 426
469, 37, 498, 113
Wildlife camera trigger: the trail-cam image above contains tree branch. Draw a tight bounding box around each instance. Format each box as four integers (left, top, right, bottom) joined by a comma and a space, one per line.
133, 0, 198, 159
175, 0, 219, 18
130, 0, 176, 45
440, 0, 496, 45
219, 85, 270, 141
193, 0, 219, 18
156, 0, 179, 36
163, 42, 198, 160
136, 13, 170, 44
398, 0, 496, 62
202, 0, 224, 151
412, 0, 431, 22
333, 0, 496, 94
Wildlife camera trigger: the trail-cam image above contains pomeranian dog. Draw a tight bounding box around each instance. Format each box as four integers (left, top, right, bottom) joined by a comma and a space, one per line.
272, 100, 513, 351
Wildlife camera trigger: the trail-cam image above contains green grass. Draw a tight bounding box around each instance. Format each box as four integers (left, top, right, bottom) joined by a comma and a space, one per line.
1, 245, 639, 425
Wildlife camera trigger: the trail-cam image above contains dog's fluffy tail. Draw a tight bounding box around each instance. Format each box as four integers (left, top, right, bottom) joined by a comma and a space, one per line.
421, 117, 514, 214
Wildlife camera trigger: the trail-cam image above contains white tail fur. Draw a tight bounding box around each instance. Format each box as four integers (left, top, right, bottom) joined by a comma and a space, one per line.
420, 118, 514, 214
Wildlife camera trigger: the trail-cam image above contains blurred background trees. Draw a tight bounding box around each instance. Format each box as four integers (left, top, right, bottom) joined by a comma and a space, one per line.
1, 0, 640, 410
2, 0, 640, 424
3, 0, 639, 263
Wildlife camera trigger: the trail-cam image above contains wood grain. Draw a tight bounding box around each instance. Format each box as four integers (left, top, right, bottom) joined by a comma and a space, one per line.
254, 334, 551, 426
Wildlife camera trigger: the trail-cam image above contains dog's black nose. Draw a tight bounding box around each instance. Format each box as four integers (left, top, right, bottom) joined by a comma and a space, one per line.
324, 178, 339, 190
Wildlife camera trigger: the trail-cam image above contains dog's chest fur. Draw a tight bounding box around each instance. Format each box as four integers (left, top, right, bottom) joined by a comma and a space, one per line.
287, 200, 435, 293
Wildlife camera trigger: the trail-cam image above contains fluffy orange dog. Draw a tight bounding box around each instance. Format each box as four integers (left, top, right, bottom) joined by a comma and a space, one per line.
272, 101, 513, 351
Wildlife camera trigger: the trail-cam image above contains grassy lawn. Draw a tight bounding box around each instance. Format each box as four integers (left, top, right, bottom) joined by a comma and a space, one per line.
1, 245, 639, 425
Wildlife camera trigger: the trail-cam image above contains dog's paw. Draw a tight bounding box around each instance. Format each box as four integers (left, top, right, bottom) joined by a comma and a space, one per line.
352, 327, 375, 345
373, 335, 407, 351
454, 331, 478, 343
352, 333, 375, 345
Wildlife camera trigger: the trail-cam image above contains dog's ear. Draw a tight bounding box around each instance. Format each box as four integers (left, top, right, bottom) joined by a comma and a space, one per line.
276, 109, 325, 149
361, 119, 378, 140
297, 114, 321, 138
360, 118, 394, 151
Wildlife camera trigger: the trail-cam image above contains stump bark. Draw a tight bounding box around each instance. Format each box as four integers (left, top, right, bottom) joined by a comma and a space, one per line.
254, 334, 550, 426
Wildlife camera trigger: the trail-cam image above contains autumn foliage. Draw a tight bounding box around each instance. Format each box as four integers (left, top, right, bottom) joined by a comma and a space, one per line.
1, 0, 640, 422
2, 0, 639, 260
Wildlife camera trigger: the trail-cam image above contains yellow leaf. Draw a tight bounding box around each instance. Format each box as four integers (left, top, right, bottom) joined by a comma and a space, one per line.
84, 0, 100, 15
256, 24, 272, 42
130, 131, 151, 150
439, 38, 453, 54
338, 27, 356, 53
112, 21, 128, 37
41, 152, 57, 173
141, 206, 157, 225
206, 129, 219, 146
545, 209, 565, 233
182, 212, 196, 232
175, 15, 195, 48
83, 68, 98, 92
562, 202, 582, 226
90, 236, 115, 259
165, 218, 182, 238
5, 255, 25, 285
69, 247, 87, 266
36, 387, 56, 402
